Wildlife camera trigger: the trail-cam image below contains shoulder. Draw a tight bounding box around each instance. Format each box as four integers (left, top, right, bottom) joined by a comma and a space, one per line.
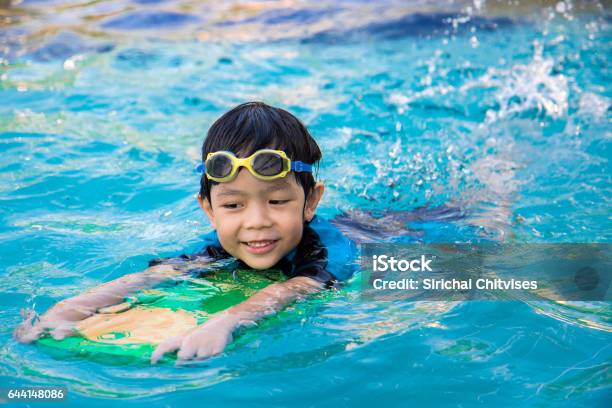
291, 216, 358, 284
197, 229, 230, 259
309, 216, 358, 279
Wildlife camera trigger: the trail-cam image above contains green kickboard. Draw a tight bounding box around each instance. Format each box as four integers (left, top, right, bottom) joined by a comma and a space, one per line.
36, 268, 285, 364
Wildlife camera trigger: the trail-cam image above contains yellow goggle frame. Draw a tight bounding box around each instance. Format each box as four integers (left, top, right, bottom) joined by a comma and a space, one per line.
201, 149, 312, 183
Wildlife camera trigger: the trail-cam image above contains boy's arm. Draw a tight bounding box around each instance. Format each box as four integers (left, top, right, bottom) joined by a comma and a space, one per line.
151, 276, 324, 364
14, 264, 183, 343
227, 276, 324, 321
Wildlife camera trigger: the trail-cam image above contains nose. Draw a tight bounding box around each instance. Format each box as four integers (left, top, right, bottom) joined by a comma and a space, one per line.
242, 201, 273, 230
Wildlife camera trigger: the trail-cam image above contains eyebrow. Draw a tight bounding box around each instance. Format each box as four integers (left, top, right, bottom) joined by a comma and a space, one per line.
215, 189, 246, 198
263, 180, 292, 193
214, 181, 293, 198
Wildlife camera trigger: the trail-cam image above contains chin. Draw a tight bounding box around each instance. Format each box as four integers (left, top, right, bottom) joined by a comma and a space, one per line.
241, 256, 280, 270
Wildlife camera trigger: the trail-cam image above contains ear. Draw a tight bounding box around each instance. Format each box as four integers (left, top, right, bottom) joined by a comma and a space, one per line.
197, 194, 217, 229
303, 182, 325, 222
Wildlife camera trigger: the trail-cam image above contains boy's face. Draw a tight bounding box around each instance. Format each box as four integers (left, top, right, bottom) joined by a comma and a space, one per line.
198, 168, 324, 270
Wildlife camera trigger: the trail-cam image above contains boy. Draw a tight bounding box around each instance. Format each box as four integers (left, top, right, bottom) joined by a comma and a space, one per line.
15, 102, 357, 363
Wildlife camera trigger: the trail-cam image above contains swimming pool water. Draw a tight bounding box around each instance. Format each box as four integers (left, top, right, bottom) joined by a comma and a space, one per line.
0, 1, 610, 406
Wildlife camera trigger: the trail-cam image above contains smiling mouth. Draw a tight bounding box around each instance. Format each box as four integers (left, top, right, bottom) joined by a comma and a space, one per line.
242, 239, 279, 254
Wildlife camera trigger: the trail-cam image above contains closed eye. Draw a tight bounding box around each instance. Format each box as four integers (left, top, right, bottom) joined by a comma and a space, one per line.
221, 203, 241, 209
269, 199, 290, 205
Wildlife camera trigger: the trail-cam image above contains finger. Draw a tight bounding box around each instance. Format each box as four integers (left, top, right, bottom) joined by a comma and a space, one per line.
14, 321, 44, 344
49, 323, 77, 341
151, 336, 182, 364
14, 310, 43, 343
20, 308, 36, 320
210, 337, 231, 356
176, 342, 198, 362
210, 343, 225, 356
195, 345, 212, 360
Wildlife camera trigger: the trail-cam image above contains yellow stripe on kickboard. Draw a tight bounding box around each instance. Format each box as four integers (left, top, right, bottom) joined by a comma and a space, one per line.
76, 306, 200, 345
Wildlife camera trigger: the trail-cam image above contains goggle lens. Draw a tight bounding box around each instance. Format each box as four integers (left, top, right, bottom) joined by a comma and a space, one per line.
252, 152, 285, 176
206, 154, 233, 178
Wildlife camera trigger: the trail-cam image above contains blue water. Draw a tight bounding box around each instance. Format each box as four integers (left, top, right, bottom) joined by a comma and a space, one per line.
1, 0, 611, 406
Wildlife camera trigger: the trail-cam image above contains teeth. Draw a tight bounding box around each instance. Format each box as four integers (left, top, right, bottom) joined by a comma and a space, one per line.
247, 240, 275, 248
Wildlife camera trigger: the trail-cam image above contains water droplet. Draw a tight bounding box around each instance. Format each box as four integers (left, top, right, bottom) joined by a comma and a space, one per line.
63, 59, 76, 70
556, 1, 566, 14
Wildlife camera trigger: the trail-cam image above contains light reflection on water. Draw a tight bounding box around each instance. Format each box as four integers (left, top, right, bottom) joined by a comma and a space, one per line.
0, 0, 610, 406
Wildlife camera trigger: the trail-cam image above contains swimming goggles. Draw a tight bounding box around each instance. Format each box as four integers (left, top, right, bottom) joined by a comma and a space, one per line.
196, 149, 313, 182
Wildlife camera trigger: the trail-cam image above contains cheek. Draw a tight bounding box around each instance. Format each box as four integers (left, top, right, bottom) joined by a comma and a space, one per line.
282, 212, 305, 244
214, 218, 239, 243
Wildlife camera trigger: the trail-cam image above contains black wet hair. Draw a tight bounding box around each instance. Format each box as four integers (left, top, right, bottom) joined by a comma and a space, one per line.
199, 102, 321, 204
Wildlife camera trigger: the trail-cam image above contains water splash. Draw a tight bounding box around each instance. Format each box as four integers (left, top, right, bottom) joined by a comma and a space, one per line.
463, 40, 569, 122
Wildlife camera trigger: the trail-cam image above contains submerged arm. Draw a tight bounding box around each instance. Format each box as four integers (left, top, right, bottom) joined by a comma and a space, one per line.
15, 264, 183, 343
151, 276, 324, 363
64, 264, 182, 314
227, 276, 324, 322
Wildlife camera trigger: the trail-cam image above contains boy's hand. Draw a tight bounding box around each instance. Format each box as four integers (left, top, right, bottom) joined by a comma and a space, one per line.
149, 277, 322, 365
150, 312, 245, 364
14, 300, 95, 343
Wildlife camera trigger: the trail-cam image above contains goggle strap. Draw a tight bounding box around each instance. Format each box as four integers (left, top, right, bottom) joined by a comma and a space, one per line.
291, 161, 312, 173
